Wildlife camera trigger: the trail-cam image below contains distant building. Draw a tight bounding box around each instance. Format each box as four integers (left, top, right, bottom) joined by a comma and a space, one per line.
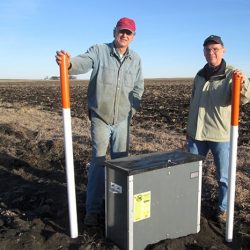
50, 76, 60, 80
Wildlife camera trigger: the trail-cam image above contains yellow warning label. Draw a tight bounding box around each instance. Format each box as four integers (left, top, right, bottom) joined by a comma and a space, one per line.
133, 191, 151, 222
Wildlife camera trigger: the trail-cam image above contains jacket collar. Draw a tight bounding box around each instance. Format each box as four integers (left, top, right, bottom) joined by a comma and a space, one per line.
198, 59, 226, 81
109, 41, 132, 60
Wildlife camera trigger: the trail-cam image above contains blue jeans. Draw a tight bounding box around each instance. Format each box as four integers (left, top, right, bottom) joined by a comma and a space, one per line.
188, 137, 229, 212
86, 111, 131, 215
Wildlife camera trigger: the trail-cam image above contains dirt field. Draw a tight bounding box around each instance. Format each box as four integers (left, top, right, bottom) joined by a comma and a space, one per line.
0, 79, 249, 250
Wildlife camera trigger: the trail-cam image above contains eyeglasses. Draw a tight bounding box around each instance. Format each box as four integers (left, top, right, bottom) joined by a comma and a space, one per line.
204, 47, 222, 53
118, 29, 134, 36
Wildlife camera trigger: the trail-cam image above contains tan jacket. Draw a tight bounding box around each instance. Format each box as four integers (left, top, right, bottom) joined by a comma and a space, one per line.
187, 64, 250, 142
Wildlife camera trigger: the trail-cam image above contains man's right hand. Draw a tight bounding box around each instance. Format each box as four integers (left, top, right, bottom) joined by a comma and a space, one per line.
55, 50, 71, 68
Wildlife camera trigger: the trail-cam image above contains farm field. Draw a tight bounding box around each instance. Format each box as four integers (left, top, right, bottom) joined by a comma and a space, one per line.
0, 79, 249, 249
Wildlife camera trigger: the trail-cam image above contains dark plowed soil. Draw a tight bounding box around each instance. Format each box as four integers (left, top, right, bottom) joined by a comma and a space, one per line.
0, 79, 249, 250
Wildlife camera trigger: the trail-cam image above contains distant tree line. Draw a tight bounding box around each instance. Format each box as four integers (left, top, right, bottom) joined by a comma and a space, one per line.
44, 76, 77, 80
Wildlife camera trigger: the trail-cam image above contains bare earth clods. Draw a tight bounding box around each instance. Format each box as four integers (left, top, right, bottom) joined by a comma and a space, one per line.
0, 79, 249, 250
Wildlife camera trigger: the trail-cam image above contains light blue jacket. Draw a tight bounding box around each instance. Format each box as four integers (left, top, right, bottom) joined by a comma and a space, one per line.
69, 42, 144, 124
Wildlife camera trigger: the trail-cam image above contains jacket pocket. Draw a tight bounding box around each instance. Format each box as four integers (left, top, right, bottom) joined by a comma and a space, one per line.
99, 65, 116, 85
123, 69, 134, 88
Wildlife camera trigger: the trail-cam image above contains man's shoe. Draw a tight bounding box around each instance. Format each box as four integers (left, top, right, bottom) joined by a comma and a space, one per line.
84, 213, 99, 226
217, 210, 227, 224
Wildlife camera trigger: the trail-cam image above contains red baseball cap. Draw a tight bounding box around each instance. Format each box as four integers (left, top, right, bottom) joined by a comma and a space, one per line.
116, 17, 136, 32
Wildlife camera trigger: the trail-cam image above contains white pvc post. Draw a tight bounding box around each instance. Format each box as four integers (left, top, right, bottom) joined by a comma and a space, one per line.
226, 72, 242, 242
60, 54, 78, 238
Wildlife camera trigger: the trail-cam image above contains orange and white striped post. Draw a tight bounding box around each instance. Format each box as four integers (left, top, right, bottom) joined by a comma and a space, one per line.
226, 72, 242, 242
60, 54, 78, 238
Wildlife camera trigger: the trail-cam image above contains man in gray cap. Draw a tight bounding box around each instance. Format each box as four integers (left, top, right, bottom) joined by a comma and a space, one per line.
186, 35, 250, 224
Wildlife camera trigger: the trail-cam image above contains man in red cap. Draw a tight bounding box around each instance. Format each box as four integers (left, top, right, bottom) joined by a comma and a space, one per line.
56, 17, 144, 226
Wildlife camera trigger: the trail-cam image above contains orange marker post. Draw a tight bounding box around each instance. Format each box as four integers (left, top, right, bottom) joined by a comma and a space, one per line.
60, 55, 71, 109
226, 72, 242, 242
60, 54, 78, 238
